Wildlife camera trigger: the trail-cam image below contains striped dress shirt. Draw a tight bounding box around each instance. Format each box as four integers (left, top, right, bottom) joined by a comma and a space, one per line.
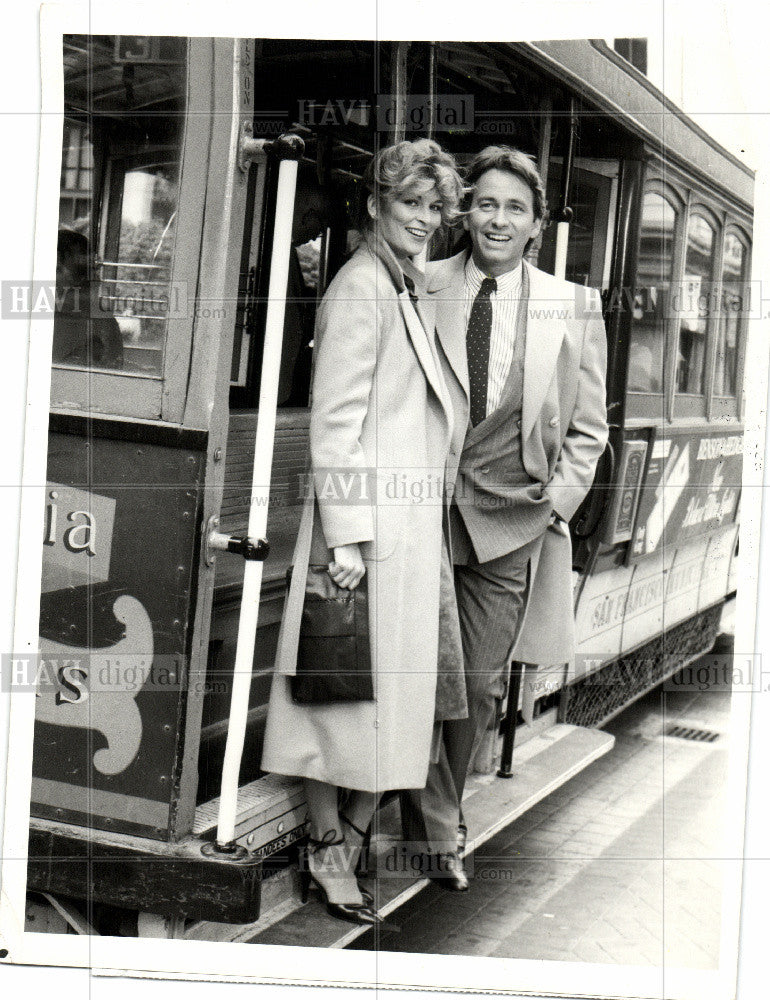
464, 257, 523, 417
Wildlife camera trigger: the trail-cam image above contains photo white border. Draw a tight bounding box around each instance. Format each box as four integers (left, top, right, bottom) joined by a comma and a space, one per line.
1, 0, 768, 996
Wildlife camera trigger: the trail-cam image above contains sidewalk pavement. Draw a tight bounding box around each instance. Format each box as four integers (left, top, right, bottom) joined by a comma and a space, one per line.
351, 671, 734, 967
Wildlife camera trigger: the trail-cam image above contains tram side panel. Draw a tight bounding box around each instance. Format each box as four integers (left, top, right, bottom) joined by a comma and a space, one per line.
33, 417, 207, 841
570, 425, 742, 724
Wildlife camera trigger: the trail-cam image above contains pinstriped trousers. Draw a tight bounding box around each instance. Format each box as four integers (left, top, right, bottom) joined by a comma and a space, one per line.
400, 538, 537, 852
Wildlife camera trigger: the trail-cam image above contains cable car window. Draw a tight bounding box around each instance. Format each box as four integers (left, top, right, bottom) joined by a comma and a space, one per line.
232, 132, 369, 408
539, 161, 617, 289
675, 212, 716, 395
714, 232, 747, 398
54, 35, 187, 375
627, 191, 678, 394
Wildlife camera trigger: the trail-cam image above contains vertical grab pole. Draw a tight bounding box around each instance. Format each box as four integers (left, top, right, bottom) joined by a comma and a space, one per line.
553, 98, 577, 281
497, 662, 523, 779
215, 134, 304, 850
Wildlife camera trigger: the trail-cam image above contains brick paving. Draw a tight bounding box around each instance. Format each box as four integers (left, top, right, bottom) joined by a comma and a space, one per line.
351, 671, 732, 967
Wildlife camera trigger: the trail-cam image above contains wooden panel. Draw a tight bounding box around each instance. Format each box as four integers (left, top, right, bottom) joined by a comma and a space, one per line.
662, 537, 708, 631
34, 429, 206, 841
215, 410, 309, 593
28, 820, 261, 924
619, 544, 674, 653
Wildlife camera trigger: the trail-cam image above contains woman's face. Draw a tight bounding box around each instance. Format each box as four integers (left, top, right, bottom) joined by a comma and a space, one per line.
370, 181, 443, 259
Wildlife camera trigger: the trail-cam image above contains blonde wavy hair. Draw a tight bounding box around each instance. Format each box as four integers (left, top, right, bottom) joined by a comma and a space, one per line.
360, 139, 466, 229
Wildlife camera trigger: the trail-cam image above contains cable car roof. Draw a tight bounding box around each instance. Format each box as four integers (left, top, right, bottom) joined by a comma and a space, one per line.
513, 39, 754, 212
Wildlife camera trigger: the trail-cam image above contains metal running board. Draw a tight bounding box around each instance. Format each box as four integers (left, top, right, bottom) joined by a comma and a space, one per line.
230, 723, 614, 949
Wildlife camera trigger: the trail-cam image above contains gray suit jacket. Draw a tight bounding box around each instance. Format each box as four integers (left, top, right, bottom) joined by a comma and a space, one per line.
426, 251, 609, 664
427, 251, 608, 559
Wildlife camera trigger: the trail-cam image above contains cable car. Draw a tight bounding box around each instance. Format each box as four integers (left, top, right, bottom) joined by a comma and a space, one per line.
26, 34, 751, 943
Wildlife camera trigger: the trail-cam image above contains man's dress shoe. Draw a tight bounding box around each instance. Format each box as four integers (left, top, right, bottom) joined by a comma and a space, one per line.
430, 851, 469, 892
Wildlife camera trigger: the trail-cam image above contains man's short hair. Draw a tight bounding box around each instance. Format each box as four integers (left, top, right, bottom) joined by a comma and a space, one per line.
464, 146, 547, 222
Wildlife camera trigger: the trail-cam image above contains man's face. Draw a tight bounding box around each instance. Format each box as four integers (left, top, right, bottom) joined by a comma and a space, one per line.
464, 168, 542, 276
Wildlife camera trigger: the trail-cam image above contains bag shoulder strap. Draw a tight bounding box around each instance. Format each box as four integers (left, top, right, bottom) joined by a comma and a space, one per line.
274, 480, 315, 676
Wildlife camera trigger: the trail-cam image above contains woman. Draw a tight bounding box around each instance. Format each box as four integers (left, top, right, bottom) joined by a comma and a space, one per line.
261, 139, 466, 924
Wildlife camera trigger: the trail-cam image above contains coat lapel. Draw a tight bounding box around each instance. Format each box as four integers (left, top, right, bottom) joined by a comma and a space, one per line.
402, 258, 438, 342
426, 251, 470, 401
365, 233, 451, 423
397, 288, 450, 413
521, 261, 566, 440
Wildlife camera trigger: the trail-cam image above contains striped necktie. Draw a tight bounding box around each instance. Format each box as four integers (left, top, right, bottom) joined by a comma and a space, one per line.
467, 276, 497, 426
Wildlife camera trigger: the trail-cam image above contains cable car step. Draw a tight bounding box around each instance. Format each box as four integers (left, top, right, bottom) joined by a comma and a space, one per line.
194, 772, 307, 854
203, 723, 614, 948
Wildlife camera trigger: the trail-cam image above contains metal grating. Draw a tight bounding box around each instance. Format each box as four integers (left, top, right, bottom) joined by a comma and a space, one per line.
665, 725, 720, 743
563, 603, 724, 728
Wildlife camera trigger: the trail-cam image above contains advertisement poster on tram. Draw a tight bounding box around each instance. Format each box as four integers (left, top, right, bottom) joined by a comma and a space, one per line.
631, 430, 743, 559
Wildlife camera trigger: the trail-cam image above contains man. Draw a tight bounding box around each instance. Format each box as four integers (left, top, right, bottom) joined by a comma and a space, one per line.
401, 146, 608, 889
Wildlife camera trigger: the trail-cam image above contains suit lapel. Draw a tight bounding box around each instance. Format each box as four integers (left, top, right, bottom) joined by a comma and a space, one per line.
521, 262, 566, 440
428, 251, 469, 400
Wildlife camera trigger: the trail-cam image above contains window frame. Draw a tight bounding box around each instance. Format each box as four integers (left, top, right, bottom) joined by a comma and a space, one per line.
626, 165, 752, 427
50, 37, 211, 424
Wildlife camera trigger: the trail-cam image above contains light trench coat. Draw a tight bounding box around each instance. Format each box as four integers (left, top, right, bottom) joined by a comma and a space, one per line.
261, 235, 458, 792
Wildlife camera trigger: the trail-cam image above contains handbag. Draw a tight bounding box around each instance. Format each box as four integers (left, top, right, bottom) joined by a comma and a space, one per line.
287, 564, 374, 705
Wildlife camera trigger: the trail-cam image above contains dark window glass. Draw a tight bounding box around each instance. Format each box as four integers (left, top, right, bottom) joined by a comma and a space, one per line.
676, 214, 715, 395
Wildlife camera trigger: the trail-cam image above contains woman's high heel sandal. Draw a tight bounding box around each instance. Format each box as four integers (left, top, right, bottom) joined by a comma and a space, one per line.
299, 830, 381, 926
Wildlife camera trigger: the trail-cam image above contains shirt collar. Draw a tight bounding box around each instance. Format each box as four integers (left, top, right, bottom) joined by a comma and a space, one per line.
464, 256, 523, 297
